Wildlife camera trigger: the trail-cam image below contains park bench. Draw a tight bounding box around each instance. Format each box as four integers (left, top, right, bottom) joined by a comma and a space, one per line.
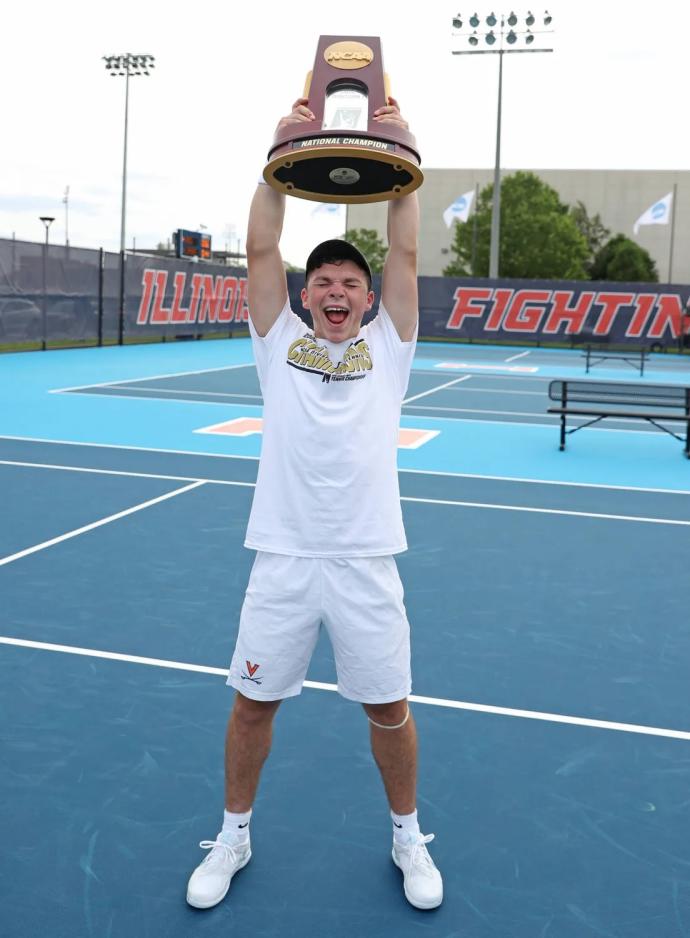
547, 379, 690, 457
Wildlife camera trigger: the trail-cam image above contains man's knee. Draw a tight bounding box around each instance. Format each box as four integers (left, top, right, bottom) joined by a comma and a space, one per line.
231, 691, 282, 729
363, 698, 410, 729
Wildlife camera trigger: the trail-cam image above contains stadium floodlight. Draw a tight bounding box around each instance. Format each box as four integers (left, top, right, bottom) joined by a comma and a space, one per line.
450, 11, 554, 278
102, 52, 155, 344
453, 15, 463, 28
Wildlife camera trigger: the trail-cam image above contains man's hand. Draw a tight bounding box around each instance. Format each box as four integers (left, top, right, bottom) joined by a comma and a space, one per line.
277, 98, 315, 131
372, 97, 409, 130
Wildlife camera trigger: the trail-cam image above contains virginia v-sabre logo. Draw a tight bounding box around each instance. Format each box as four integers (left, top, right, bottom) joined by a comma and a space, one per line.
286, 334, 373, 383
241, 661, 262, 685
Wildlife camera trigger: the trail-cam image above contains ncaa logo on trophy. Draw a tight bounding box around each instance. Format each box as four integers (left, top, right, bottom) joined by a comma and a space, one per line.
263, 36, 423, 204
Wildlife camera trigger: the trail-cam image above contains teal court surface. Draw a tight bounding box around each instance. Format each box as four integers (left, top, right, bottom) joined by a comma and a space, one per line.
1, 337, 690, 938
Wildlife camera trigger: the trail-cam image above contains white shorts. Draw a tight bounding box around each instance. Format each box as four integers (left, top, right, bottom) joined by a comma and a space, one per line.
227, 552, 411, 704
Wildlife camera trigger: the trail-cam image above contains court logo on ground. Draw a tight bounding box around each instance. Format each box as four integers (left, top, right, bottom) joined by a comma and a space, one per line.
195, 418, 439, 449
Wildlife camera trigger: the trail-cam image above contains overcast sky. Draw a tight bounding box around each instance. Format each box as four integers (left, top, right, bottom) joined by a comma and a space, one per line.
2, 0, 689, 266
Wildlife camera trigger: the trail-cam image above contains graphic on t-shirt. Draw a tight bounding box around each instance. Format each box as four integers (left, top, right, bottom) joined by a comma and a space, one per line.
286, 334, 373, 383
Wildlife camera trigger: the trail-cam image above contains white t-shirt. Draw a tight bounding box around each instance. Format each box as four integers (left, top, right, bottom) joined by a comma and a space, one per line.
244, 301, 417, 557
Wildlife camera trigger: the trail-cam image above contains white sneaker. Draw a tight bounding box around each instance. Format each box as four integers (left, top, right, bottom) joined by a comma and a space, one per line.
392, 833, 443, 910
186, 833, 251, 909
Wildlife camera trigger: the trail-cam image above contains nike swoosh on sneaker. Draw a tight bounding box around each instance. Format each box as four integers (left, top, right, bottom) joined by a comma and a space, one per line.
238, 823, 249, 828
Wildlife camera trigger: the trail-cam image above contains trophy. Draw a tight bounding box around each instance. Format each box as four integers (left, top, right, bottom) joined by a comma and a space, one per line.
263, 37, 423, 204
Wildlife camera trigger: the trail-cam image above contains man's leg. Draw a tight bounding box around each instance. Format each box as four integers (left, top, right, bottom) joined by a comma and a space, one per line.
363, 698, 443, 911
226, 691, 282, 811
187, 692, 281, 909
362, 698, 416, 815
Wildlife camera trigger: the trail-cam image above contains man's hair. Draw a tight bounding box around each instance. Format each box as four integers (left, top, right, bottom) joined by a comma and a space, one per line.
304, 239, 372, 289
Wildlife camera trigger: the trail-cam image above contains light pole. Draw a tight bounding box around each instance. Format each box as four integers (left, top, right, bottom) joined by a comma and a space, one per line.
63, 186, 70, 247
452, 11, 553, 278
102, 52, 155, 343
39, 216, 55, 350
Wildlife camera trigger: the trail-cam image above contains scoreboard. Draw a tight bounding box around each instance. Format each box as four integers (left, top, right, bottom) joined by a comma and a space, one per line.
174, 229, 212, 260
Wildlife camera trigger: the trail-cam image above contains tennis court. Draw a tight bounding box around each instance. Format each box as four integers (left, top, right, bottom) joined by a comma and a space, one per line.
2, 337, 690, 937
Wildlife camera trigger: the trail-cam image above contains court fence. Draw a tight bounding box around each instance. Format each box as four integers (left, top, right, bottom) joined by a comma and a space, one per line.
1, 237, 689, 352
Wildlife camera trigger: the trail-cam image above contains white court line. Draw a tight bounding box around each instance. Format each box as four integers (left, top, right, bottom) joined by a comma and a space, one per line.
445, 386, 544, 396
415, 368, 551, 382
504, 350, 532, 362
400, 466, 690, 495
403, 404, 681, 428
0, 459, 256, 488
1, 458, 685, 525
400, 407, 681, 433
4, 458, 690, 501
49, 362, 255, 394
0, 436, 261, 462
401, 495, 690, 525
56, 390, 258, 408
2, 636, 689, 742
91, 386, 262, 400
2, 435, 690, 494
2, 435, 689, 494
0, 480, 205, 567
402, 374, 472, 405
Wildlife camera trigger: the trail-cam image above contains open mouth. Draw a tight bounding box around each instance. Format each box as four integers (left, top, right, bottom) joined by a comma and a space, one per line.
324, 306, 349, 326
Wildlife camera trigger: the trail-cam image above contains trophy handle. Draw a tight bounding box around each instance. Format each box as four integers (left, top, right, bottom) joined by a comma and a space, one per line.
303, 70, 313, 100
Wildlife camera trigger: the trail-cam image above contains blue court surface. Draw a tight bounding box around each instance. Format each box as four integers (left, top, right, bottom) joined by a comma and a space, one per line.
2, 338, 690, 937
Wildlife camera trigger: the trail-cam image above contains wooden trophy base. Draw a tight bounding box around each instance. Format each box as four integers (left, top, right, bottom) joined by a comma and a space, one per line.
264, 139, 423, 204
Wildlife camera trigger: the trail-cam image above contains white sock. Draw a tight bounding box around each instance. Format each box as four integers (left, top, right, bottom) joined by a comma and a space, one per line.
391, 809, 420, 844
221, 808, 252, 843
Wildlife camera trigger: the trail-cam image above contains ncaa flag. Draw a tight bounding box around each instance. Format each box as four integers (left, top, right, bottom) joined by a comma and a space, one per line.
633, 192, 673, 235
443, 189, 475, 228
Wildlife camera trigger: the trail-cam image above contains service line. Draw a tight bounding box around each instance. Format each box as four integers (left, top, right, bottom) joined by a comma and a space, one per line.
2, 636, 689, 743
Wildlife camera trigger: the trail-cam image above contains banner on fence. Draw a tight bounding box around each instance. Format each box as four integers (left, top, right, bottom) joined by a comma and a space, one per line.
1, 238, 688, 347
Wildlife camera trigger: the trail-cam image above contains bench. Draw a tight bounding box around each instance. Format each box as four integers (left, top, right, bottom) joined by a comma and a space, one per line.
547, 380, 690, 457
582, 344, 648, 376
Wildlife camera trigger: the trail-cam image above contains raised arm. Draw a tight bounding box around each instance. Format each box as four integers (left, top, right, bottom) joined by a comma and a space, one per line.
246, 98, 315, 337
377, 98, 420, 342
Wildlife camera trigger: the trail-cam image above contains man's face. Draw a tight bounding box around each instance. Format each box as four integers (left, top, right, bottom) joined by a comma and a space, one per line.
301, 260, 374, 342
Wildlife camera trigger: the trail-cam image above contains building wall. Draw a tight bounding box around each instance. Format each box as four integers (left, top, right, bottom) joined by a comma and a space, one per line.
345, 169, 689, 285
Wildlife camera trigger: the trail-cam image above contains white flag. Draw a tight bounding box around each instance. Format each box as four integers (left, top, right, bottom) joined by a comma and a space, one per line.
443, 189, 475, 228
633, 192, 673, 235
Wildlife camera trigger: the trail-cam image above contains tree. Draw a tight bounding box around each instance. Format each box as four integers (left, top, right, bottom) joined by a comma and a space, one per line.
443, 171, 589, 280
590, 234, 658, 282
344, 227, 387, 274
570, 200, 611, 274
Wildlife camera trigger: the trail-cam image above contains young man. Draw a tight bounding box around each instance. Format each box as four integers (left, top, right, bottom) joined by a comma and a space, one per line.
186, 98, 442, 911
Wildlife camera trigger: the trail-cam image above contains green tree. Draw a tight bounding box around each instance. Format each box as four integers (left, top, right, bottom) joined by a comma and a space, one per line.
443, 171, 589, 280
590, 234, 658, 282
344, 227, 387, 274
570, 200, 611, 274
